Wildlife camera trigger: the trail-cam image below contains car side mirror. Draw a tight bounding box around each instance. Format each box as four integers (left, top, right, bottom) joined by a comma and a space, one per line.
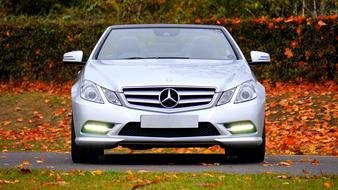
249, 51, 270, 65
63, 50, 86, 65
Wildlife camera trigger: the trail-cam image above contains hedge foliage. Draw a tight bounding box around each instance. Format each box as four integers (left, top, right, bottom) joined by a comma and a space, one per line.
0, 15, 337, 82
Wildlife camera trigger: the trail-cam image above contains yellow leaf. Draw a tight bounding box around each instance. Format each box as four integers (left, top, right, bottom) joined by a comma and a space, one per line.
78, 171, 85, 176
277, 175, 291, 179
0, 179, 19, 184
127, 169, 134, 181
318, 20, 327, 27
203, 173, 214, 177
91, 170, 103, 176
23, 160, 30, 166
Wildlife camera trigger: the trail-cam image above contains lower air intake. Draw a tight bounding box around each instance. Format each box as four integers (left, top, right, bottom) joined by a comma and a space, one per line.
118, 122, 220, 137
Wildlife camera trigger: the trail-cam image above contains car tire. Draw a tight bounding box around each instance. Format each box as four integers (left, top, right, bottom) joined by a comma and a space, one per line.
226, 127, 265, 163
71, 117, 103, 163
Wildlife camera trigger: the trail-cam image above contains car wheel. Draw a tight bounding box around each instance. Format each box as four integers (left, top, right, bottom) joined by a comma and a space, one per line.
226, 127, 265, 163
71, 117, 103, 163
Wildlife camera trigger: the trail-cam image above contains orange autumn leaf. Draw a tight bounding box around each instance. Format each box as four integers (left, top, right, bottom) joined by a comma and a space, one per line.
3, 120, 12, 126
268, 22, 274, 29
284, 48, 293, 58
273, 17, 284, 23
323, 181, 333, 188
311, 159, 320, 165
296, 27, 302, 36
231, 18, 241, 24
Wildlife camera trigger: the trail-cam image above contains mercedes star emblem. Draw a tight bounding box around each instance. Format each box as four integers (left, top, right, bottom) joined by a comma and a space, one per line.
159, 88, 180, 108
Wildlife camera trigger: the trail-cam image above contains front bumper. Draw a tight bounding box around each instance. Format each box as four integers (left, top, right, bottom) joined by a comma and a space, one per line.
75, 136, 263, 148
72, 86, 265, 149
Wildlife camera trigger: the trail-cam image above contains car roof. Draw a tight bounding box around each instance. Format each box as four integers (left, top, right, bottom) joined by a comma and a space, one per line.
109, 24, 224, 29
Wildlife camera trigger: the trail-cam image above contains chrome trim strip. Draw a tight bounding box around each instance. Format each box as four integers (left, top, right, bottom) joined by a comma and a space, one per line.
120, 86, 219, 113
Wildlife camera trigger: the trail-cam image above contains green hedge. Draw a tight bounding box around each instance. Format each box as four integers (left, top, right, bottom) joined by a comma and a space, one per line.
0, 16, 337, 82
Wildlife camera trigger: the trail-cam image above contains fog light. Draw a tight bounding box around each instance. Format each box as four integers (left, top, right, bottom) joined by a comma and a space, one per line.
81, 121, 111, 134
227, 122, 256, 134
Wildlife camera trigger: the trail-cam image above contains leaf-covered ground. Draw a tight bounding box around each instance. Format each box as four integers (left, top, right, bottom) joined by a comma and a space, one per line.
0, 81, 336, 155
0, 168, 336, 190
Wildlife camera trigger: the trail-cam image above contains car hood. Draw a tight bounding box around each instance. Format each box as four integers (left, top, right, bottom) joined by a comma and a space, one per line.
83, 59, 253, 92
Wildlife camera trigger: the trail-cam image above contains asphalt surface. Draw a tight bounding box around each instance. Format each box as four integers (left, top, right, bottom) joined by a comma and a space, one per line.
1, 152, 337, 175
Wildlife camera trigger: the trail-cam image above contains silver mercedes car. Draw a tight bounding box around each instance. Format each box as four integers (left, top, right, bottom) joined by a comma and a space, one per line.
63, 24, 270, 163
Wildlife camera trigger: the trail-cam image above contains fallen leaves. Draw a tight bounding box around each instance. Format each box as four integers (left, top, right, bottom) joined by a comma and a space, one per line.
42, 173, 68, 187
323, 181, 333, 188
0, 81, 337, 156
277, 160, 294, 167
91, 170, 104, 176
2, 120, 12, 126
310, 159, 320, 165
277, 175, 291, 179
196, 181, 219, 188
203, 173, 214, 177
0, 179, 20, 184
263, 80, 337, 156
126, 170, 161, 190
16, 117, 24, 122
302, 169, 310, 174
16, 160, 32, 174
35, 159, 44, 164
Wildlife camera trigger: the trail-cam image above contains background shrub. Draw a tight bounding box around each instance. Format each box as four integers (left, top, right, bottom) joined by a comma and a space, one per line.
0, 16, 336, 82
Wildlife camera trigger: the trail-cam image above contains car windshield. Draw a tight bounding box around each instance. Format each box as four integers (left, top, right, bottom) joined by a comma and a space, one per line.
97, 28, 237, 60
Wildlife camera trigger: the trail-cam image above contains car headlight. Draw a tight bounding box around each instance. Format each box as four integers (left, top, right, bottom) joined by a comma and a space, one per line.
101, 87, 122, 106
80, 80, 104, 104
234, 80, 257, 103
217, 87, 236, 106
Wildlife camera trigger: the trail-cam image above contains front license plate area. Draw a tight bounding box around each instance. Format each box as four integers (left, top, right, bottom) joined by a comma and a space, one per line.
141, 115, 198, 128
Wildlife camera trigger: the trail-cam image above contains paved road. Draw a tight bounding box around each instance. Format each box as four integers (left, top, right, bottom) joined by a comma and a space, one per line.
1, 152, 337, 175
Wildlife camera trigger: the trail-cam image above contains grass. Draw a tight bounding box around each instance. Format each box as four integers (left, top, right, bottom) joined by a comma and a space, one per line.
0, 92, 70, 129
0, 169, 336, 190
0, 92, 71, 152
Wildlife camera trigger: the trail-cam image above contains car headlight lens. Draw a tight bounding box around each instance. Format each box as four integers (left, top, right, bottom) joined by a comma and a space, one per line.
80, 80, 104, 104
101, 87, 122, 106
217, 87, 236, 106
235, 80, 257, 103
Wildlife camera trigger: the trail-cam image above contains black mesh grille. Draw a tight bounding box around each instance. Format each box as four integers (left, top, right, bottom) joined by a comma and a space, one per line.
118, 122, 220, 137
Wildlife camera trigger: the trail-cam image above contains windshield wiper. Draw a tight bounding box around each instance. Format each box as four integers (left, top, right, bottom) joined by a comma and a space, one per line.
121, 57, 147, 59
149, 56, 190, 59
122, 56, 190, 59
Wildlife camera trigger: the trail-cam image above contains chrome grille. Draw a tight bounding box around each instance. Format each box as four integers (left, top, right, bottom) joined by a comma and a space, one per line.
122, 87, 216, 110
